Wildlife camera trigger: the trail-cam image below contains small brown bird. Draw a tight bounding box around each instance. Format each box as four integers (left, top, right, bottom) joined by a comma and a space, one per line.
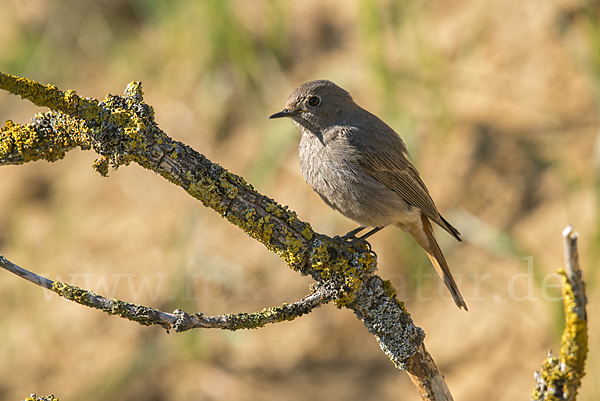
270, 80, 467, 310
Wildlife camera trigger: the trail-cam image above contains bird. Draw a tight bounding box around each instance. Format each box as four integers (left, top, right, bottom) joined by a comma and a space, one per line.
269, 79, 467, 310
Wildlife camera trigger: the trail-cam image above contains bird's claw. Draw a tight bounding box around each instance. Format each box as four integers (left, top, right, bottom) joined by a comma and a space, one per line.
333, 226, 368, 245
333, 229, 372, 257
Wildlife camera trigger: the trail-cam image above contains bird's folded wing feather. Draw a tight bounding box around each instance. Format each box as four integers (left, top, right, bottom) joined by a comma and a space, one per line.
357, 143, 461, 240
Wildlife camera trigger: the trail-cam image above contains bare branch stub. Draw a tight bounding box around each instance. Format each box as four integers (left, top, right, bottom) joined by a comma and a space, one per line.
532, 226, 588, 401
0, 254, 54, 289
0, 254, 337, 332
407, 343, 455, 401
562, 226, 587, 322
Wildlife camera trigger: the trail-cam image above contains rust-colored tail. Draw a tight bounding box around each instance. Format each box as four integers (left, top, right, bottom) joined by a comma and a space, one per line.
410, 214, 468, 310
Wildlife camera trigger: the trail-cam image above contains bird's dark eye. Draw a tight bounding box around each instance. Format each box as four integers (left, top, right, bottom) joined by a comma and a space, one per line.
307, 96, 321, 107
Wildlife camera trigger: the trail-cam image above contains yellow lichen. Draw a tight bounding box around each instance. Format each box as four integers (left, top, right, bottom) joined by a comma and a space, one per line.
532, 268, 587, 400
283, 235, 306, 267
186, 176, 227, 215
0, 73, 102, 120
219, 175, 239, 199
558, 269, 587, 391
298, 239, 376, 307
24, 395, 59, 401
92, 156, 110, 177
1, 118, 79, 163
302, 224, 314, 240
265, 202, 284, 217
256, 216, 273, 243
382, 279, 397, 298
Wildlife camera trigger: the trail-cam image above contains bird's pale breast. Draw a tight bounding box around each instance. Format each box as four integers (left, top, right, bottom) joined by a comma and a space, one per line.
297, 126, 419, 228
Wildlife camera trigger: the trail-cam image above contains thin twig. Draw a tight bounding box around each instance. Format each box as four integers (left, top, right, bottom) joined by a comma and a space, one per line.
562, 225, 587, 322
0, 254, 54, 289
0, 254, 334, 332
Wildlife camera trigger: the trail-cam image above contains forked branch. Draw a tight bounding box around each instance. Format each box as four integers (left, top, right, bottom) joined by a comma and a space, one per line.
0, 72, 459, 400
0, 254, 335, 332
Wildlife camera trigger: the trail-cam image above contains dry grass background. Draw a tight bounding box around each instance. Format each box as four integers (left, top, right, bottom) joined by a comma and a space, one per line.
1, 0, 599, 400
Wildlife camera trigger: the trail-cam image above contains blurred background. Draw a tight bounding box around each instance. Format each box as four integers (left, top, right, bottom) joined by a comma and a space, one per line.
0, 0, 598, 400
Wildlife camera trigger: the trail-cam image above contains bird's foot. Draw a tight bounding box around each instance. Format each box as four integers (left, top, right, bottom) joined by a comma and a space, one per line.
334, 240, 378, 260
332, 226, 383, 259
333, 226, 368, 247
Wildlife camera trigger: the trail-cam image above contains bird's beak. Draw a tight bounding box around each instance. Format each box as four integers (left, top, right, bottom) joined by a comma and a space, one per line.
269, 109, 304, 119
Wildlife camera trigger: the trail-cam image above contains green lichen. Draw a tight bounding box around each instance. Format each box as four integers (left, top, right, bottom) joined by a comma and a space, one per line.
382, 279, 397, 298
109, 300, 159, 326
52, 281, 96, 307
51, 281, 160, 327
223, 299, 317, 331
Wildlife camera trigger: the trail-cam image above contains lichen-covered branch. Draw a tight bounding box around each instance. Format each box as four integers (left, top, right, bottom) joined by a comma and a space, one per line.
0, 72, 435, 387
0, 254, 335, 332
25, 394, 59, 401
0, 112, 85, 164
532, 226, 588, 401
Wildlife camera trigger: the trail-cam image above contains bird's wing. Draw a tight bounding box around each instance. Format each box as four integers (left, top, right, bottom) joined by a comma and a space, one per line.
354, 134, 461, 241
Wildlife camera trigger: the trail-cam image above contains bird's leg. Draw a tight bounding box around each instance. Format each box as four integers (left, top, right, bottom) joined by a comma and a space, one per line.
349, 226, 384, 246
333, 226, 384, 250
334, 226, 368, 242
330, 226, 382, 259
